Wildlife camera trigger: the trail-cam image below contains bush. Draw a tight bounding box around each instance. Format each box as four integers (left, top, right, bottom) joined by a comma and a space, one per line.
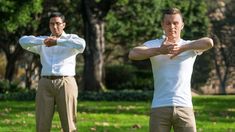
0, 90, 36, 101
0, 79, 25, 94
105, 64, 153, 90
79, 90, 153, 101
105, 64, 137, 90
0, 90, 153, 101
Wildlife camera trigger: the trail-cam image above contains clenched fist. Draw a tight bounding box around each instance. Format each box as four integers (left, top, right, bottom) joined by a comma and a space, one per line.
44, 37, 57, 47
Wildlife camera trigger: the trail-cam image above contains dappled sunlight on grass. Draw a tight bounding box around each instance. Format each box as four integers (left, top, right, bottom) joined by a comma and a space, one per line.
193, 95, 235, 132
0, 96, 235, 132
78, 113, 149, 132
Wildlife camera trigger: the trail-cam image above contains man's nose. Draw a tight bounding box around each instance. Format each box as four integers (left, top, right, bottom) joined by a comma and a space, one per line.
170, 23, 175, 28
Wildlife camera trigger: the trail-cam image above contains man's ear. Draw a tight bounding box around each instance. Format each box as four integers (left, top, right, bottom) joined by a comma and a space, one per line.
181, 23, 184, 30
62, 22, 66, 29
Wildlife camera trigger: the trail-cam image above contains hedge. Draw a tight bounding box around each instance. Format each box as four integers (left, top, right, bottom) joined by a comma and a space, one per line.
0, 90, 153, 101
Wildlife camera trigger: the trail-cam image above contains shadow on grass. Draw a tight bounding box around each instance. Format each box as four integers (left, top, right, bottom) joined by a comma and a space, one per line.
193, 96, 235, 124
77, 101, 151, 116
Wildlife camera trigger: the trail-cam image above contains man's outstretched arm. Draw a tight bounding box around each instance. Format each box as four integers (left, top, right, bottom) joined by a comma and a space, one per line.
170, 37, 214, 58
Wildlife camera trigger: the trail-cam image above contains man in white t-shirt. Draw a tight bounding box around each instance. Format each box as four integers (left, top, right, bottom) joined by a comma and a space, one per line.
128, 8, 213, 132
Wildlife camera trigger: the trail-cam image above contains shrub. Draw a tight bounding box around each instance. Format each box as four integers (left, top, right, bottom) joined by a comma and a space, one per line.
78, 90, 153, 101
0, 79, 24, 94
0, 90, 153, 101
105, 64, 153, 90
0, 90, 36, 101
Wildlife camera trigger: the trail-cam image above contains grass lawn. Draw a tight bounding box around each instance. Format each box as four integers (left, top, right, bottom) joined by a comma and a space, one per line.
0, 95, 234, 132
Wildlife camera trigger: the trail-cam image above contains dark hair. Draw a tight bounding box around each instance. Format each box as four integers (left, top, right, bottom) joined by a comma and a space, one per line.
49, 12, 65, 22
162, 8, 183, 21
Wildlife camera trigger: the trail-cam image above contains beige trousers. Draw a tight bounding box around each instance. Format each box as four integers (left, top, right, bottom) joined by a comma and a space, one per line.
149, 106, 196, 132
36, 76, 78, 132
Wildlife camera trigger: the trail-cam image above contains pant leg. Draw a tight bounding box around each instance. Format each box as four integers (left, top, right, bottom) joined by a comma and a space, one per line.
36, 78, 55, 132
149, 107, 173, 132
55, 77, 78, 132
173, 107, 196, 132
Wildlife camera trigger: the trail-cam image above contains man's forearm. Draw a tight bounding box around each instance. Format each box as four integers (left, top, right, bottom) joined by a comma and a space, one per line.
19, 35, 45, 47
56, 35, 86, 51
182, 37, 214, 52
128, 47, 162, 60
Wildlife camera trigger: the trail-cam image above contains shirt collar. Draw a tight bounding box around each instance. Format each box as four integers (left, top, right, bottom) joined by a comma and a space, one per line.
50, 31, 66, 38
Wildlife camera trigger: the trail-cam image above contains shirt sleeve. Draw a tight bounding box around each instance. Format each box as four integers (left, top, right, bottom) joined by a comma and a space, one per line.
19, 35, 45, 54
144, 39, 162, 48
56, 34, 86, 54
194, 50, 203, 55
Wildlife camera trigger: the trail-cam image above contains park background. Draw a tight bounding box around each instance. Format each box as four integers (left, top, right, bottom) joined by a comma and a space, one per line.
0, 0, 234, 131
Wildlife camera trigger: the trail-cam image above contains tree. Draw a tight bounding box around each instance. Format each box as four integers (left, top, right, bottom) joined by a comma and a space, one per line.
208, 0, 235, 94
0, 0, 43, 82
81, 0, 117, 91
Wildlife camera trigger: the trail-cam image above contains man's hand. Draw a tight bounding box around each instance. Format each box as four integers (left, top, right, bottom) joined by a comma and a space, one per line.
44, 37, 57, 47
169, 45, 183, 59
160, 37, 178, 55
160, 37, 184, 59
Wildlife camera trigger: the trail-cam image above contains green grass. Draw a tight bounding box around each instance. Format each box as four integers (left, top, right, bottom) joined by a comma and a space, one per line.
0, 95, 234, 132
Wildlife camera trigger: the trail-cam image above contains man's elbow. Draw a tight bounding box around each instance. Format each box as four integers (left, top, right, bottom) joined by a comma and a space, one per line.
206, 37, 214, 49
78, 39, 86, 52
128, 50, 141, 60
128, 51, 135, 60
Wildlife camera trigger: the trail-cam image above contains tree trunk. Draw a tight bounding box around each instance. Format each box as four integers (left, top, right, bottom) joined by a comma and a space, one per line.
81, 1, 105, 91
5, 60, 15, 81
81, 0, 117, 91
25, 54, 40, 89
83, 22, 105, 91
4, 44, 23, 81
212, 35, 227, 95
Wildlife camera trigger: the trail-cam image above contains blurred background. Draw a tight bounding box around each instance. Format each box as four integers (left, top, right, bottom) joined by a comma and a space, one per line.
0, 0, 234, 98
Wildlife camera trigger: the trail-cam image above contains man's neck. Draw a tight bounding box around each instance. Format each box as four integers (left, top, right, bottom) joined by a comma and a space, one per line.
168, 37, 181, 43
51, 33, 63, 38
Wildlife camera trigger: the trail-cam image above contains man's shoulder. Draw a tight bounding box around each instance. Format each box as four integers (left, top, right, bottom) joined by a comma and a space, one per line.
144, 38, 163, 47
180, 39, 193, 45
62, 32, 79, 38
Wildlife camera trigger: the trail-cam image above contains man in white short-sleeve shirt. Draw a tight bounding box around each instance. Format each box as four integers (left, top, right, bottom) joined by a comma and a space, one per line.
128, 8, 213, 132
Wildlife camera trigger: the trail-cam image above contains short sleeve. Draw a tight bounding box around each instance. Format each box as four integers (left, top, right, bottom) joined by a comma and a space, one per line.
143, 39, 163, 48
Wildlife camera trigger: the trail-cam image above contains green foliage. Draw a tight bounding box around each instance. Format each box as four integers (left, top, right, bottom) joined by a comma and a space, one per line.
0, 0, 214, 91
105, 64, 153, 90
105, 0, 164, 47
0, 0, 43, 33
0, 79, 24, 94
0, 90, 152, 101
106, 0, 212, 90
106, 0, 210, 44
192, 50, 214, 89
105, 64, 136, 90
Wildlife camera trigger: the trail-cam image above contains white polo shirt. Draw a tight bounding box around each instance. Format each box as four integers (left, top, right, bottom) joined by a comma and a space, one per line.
144, 38, 202, 108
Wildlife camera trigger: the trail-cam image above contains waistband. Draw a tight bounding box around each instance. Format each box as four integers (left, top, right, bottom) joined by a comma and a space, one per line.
42, 76, 70, 80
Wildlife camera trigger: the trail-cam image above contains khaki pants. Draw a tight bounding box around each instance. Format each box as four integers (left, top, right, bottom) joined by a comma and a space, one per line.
149, 106, 196, 132
36, 76, 78, 132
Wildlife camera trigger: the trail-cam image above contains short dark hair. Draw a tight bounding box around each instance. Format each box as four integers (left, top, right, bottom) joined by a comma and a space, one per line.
49, 12, 65, 22
162, 8, 183, 21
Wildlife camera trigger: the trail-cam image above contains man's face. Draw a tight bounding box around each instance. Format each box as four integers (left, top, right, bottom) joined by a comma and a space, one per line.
161, 14, 184, 41
49, 16, 65, 37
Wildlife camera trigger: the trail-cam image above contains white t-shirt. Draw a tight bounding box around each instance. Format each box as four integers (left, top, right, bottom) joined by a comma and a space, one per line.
144, 38, 202, 108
